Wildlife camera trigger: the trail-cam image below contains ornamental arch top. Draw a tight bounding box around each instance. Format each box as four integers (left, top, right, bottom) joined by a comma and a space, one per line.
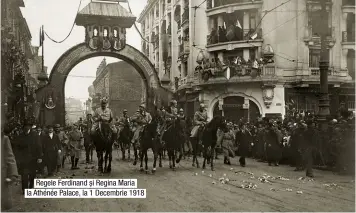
35, 0, 172, 126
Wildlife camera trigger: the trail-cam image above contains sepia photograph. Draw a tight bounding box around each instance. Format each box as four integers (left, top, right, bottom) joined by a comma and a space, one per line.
1, 0, 355, 212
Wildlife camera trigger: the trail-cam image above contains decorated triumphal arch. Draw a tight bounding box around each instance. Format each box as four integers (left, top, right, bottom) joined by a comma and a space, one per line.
36, 0, 171, 126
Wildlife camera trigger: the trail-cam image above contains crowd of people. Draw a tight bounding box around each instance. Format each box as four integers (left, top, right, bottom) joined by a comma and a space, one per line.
214, 110, 355, 177
1, 97, 355, 210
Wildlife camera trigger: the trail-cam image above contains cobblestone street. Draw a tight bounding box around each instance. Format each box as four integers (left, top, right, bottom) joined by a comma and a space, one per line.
6, 152, 355, 212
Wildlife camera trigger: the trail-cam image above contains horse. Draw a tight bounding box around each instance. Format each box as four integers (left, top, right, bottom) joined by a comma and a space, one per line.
134, 117, 161, 174
191, 116, 227, 171
91, 122, 116, 173
162, 117, 184, 170
117, 122, 133, 160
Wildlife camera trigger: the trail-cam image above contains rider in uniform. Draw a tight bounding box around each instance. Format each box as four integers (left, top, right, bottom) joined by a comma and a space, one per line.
54, 124, 69, 169
131, 104, 152, 145
190, 103, 208, 139
117, 109, 131, 135
68, 123, 84, 170
91, 98, 117, 136
165, 100, 178, 129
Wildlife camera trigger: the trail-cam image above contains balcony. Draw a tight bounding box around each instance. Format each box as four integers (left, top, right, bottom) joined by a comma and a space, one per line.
342, 31, 355, 49
188, 62, 277, 87
342, 0, 355, 13
206, 0, 262, 17
206, 28, 263, 52
283, 68, 352, 84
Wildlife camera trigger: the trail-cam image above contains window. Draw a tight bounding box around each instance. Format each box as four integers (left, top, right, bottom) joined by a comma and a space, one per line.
309, 10, 331, 37
309, 49, 320, 67
309, 49, 330, 68
103, 28, 108, 38
93, 27, 99, 37
249, 11, 257, 30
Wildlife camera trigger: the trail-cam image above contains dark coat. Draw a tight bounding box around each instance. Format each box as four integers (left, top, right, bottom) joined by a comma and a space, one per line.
42, 133, 61, 159
265, 127, 282, 162
236, 129, 251, 157
1, 135, 18, 211
12, 131, 42, 175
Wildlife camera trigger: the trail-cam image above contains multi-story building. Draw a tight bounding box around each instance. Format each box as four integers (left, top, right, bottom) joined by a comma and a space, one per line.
92, 59, 145, 117
138, 0, 355, 122
1, 0, 42, 125
65, 97, 85, 125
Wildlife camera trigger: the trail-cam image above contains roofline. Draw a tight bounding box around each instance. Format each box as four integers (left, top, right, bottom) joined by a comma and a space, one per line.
137, 0, 158, 23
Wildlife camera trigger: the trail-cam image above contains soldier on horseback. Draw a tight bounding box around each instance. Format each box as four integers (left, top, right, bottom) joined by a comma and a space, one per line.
117, 109, 131, 135
131, 104, 152, 145
191, 103, 208, 139
91, 97, 117, 137
164, 100, 179, 130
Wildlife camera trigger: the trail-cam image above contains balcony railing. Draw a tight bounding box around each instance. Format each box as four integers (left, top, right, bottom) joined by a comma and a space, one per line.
343, 0, 355, 6
342, 31, 355, 42
207, 28, 262, 46
207, 0, 261, 9
193, 61, 276, 84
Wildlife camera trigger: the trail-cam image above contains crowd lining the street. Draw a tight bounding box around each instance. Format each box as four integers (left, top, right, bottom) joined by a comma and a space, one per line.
1, 102, 355, 211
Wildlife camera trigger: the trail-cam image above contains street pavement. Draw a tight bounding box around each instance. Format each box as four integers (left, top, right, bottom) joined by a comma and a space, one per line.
6, 150, 355, 212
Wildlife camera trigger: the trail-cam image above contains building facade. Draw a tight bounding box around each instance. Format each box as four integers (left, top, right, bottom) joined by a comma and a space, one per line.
65, 97, 85, 125
138, 0, 355, 122
92, 59, 145, 117
1, 0, 43, 126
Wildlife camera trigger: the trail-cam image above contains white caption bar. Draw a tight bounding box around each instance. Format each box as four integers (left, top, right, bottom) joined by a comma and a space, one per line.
25, 189, 146, 198
34, 179, 137, 189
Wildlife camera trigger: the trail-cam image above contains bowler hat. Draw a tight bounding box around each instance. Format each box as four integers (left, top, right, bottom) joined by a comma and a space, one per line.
54, 124, 61, 128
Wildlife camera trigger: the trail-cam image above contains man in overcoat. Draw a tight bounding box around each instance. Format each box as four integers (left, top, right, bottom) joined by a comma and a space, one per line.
2, 126, 18, 210
12, 120, 42, 194
42, 125, 61, 176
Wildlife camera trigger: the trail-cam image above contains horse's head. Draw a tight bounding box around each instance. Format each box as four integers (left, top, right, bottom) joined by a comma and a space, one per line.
141, 118, 158, 140
208, 116, 227, 132
99, 122, 113, 142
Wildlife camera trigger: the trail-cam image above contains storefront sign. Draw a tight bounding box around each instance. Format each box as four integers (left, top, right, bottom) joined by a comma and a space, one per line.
222, 104, 243, 108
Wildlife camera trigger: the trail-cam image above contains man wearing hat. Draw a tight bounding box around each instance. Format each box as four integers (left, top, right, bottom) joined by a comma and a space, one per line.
177, 108, 190, 154
131, 103, 152, 147
91, 97, 117, 137
12, 120, 43, 194
159, 100, 178, 138
117, 109, 131, 136
42, 124, 61, 176
34, 125, 44, 175
54, 124, 69, 169
190, 103, 208, 139
68, 123, 84, 170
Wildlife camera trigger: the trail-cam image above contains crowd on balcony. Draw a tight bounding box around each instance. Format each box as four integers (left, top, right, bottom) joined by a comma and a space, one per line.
195, 55, 274, 81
